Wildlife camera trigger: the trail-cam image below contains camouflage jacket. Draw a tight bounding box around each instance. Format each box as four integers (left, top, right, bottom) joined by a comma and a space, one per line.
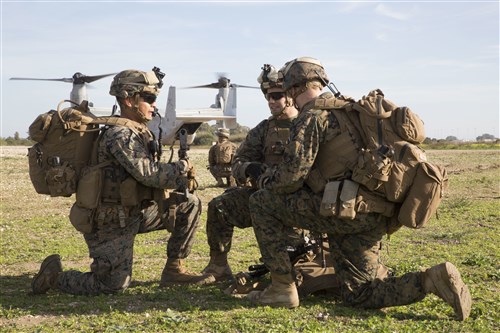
260, 92, 342, 193
97, 120, 182, 190
208, 140, 237, 166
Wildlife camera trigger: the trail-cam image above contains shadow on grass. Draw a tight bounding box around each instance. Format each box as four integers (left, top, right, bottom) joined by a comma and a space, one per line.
0, 274, 243, 316
1, 274, 440, 322
302, 294, 441, 322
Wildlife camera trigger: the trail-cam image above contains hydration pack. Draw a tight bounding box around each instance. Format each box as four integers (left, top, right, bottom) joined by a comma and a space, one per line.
310, 89, 448, 229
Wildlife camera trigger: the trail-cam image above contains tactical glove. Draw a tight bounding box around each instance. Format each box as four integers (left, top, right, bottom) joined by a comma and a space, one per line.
244, 162, 267, 181
187, 164, 198, 193
178, 159, 193, 175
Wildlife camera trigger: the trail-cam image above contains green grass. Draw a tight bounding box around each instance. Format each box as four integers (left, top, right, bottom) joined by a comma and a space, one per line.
1, 149, 499, 332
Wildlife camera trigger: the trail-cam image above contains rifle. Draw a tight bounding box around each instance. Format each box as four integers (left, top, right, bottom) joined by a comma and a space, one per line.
231, 235, 324, 294
160, 128, 197, 232
177, 128, 198, 194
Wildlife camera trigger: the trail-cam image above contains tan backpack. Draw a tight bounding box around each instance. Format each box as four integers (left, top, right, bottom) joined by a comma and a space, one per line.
314, 90, 448, 229
28, 100, 141, 197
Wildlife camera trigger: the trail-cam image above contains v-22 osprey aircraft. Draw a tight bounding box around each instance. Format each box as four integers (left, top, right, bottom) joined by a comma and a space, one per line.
10, 71, 258, 146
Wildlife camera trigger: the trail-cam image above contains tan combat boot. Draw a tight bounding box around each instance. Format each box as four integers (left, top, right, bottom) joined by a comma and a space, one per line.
32, 254, 63, 294
160, 258, 215, 287
422, 262, 472, 321
201, 251, 233, 282
247, 272, 299, 308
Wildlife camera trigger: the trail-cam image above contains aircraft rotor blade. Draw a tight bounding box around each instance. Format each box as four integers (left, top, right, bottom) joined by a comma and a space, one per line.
10, 72, 116, 85
180, 83, 220, 89
231, 84, 259, 89
10, 77, 73, 83
80, 73, 116, 84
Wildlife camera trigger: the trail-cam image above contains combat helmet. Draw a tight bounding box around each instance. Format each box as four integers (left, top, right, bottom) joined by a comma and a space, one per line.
257, 64, 283, 94
281, 57, 329, 91
109, 67, 165, 98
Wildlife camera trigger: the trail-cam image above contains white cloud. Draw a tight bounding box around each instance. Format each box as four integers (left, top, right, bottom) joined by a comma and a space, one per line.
375, 4, 411, 21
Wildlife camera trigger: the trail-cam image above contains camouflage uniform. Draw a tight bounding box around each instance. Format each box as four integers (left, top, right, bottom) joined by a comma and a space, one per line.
55, 123, 202, 295
207, 117, 304, 256
250, 92, 427, 308
208, 138, 237, 187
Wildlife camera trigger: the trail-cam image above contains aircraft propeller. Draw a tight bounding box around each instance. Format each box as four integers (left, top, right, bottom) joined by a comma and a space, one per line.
10, 72, 116, 84
181, 73, 258, 89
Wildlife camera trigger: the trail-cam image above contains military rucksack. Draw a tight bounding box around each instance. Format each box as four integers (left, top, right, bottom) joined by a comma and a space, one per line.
28, 100, 143, 198
310, 89, 448, 229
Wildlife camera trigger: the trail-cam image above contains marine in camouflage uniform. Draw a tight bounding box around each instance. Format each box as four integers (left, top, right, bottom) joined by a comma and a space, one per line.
208, 128, 237, 187
32, 68, 214, 296
246, 57, 472, 321
201, 64, 304, 282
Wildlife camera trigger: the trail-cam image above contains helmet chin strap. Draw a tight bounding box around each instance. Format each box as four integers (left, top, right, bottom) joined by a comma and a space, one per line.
131, 94, 149, 124
286, 87, 305, 110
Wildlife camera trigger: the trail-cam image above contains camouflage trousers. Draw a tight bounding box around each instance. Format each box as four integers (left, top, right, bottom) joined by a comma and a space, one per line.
207, 187, 305, 254
249, 188, 426, 309
209, 165, 235, 187
56, 193, 202, 296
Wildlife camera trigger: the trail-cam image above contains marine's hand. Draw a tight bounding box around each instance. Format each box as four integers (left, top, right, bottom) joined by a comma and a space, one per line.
177, 159, 192, 176
187, 164, 198, 192
244, 162, 267, 181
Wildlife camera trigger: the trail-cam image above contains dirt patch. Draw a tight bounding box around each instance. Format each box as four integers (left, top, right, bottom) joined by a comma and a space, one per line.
0, 146, 30, 157
0, 314, 61, 329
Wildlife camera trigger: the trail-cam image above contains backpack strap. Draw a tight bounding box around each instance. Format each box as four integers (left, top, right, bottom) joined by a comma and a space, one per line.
90, 117, 146, 137
314, 97, 367, 149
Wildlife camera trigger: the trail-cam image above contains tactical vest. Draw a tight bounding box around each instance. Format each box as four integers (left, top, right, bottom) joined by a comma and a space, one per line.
100, 123, 157, 206
76, 120, 157, 211
263, 117, 293, 167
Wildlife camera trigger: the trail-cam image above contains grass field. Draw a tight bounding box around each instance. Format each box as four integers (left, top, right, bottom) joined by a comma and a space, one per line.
0, 146, 499, 332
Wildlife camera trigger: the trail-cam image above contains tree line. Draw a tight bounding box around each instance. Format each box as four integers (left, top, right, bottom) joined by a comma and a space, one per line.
1, 129, 498, 147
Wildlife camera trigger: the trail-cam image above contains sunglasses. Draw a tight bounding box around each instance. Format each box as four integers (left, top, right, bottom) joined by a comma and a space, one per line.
139, 92, 157, 104
266, 92, 285, 101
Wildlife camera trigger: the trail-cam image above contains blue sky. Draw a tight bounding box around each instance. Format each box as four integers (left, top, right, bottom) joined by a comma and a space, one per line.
1, 1, 499, 140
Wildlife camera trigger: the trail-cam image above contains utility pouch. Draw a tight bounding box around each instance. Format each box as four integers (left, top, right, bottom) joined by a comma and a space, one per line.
356, 187, 395, 217
69, 202, 95, 234
45, 162, 77, 197
28, 144, 50, 195
338, 180, 359, 220
120, 177, 139, 207
351, 149, 391, 192
76, 165, 103, 209
398, 162, 448, 229
320, 181, 341, 217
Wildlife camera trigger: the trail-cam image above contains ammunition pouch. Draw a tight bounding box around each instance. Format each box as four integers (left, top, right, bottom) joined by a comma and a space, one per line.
320, 180, 395, 220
